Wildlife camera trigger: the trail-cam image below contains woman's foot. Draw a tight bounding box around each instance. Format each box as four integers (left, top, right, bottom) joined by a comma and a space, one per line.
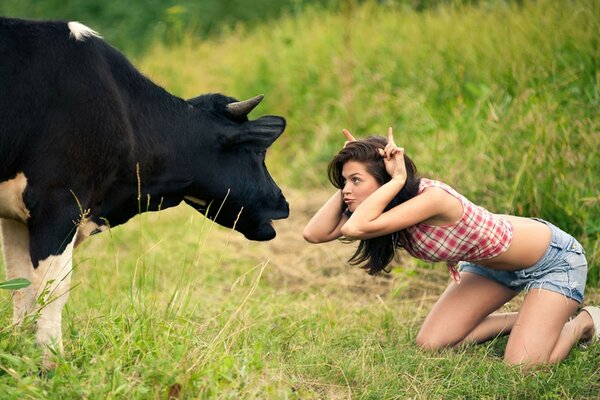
580, 306, 600, 342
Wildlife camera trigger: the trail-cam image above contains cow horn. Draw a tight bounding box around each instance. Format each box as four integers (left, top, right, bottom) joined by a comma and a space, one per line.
226, 95, 264, 118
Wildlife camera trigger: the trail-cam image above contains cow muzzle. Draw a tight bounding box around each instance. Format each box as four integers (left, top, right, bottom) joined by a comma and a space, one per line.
242, 196, 289, 241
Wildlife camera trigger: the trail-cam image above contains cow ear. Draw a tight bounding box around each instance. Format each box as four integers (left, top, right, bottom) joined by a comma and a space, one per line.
223, 116, 286, 148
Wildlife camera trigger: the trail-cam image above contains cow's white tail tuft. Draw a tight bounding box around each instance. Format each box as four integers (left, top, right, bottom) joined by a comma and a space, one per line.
68, 21, 102, 41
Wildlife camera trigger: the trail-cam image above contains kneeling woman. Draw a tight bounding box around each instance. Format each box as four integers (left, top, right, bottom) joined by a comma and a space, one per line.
303, 128, 599, 366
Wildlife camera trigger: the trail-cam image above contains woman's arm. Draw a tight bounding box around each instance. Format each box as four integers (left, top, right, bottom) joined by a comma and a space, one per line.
303, 190, 349, 243
341, 128, 456, 240
303, 128, 357, 243
341, 186, 451, 240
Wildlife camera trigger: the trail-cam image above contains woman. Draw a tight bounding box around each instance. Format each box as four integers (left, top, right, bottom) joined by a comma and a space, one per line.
303, 128, 599, 366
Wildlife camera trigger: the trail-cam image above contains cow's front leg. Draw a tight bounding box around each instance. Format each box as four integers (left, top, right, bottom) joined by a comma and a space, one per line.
32, 235, 75, 365
1, 218, 36, 324
25, 189, 82, 369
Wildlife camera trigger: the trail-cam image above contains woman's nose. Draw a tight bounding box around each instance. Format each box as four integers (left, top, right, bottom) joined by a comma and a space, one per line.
342, 182, 351, 194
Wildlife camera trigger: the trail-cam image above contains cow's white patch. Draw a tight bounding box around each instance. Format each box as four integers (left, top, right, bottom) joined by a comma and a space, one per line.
184, 196, 207, 207
0, 172, 30, 222
1, 219, 35, 324
2, 214, 78, 369
33, 234, 76, 366
68, 21, 101, 41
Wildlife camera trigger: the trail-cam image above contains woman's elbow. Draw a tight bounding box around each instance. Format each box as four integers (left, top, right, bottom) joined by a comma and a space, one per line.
340, 224, 363, 240
303, 228, 324, 243
303, 231, 318, 243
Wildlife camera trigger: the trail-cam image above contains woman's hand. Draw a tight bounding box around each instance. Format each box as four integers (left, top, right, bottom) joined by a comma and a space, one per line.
378, 127, 407, 184
342, 129, 356, 148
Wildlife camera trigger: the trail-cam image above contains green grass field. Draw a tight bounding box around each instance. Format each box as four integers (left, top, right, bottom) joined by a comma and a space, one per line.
1, 0, 599, 398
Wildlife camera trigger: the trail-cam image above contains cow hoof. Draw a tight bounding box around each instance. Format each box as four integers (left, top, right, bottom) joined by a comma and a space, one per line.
38, 341, 63, 371
41, 358, 58, 372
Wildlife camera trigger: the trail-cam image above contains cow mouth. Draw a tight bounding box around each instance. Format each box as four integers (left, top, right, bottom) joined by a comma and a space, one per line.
244, 220, 276, 241
243, 207, 288, 241
184, 195, 288, 241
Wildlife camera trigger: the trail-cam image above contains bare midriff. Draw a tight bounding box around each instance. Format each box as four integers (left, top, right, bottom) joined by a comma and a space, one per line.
470, 215, 552, 271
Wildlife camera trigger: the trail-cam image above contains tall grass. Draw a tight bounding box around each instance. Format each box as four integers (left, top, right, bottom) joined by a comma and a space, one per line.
0, 0, 335, 54
1, 195, 599, 398
139, 0, 599, 284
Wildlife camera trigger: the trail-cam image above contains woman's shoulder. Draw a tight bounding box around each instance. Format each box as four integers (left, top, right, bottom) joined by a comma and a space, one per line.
418, 178, 459, 194
417, 178, 468, 209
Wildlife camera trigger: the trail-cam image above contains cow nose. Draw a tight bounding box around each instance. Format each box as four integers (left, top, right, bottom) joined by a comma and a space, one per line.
274, 193, 289, 219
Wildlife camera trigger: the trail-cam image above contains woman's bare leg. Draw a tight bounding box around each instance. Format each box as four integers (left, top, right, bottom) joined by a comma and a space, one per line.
417, 272, 518, 349
504, 289, 591, 366
460, 312, 518, 345
549, 310, 596, 362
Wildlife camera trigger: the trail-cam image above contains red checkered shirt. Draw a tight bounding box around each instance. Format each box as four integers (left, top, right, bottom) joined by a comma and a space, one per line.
403, 179, 513, 282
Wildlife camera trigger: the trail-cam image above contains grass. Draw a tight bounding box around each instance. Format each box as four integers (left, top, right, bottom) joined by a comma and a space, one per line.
1, 191, 600, 398
0, 0, 334, 55
1, 0, 600, 398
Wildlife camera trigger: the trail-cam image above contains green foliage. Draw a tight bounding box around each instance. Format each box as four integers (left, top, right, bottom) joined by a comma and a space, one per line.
0, 278, 31, 290
0, 0, 510, 54
0, 0, 339, 54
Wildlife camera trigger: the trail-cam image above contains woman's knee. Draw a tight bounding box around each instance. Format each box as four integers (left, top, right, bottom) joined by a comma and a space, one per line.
415, 328, 458, 351
503, 341, 550, 366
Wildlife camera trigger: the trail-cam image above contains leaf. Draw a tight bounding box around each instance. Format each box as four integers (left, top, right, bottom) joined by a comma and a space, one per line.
0, 278, 32, 290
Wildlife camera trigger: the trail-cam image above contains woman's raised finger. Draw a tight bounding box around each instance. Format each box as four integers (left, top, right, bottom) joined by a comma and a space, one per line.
342, 129, 356, 142
387, 127, 396, 145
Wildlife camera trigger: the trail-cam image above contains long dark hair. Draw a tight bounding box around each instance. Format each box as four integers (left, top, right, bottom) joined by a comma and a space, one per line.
327, 136, 420, 275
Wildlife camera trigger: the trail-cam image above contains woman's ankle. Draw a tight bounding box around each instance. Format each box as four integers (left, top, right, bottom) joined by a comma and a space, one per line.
577, 309, 595, 342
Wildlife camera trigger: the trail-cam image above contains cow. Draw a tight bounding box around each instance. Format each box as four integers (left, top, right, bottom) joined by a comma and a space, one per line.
0, 16, 289, 367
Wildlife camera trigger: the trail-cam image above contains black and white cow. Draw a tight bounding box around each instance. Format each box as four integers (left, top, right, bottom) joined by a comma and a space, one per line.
0, 17, 289, 365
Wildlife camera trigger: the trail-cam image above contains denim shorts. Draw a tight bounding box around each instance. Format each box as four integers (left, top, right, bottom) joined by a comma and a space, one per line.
459, 219, 588, 303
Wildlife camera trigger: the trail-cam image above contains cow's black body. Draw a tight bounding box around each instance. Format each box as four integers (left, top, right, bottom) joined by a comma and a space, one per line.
0, 17, 289, 267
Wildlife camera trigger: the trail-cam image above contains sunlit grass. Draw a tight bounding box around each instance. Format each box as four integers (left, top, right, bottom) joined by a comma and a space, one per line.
2, 190, 599, 398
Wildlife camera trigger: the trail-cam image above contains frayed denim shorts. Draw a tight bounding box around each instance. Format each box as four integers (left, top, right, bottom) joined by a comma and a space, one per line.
459, 219, 588, 304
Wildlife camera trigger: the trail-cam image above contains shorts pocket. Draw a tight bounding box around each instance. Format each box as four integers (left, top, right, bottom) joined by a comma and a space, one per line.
565, 239, 585, 255
551, 234, 585, 253
564, 247, 587, 271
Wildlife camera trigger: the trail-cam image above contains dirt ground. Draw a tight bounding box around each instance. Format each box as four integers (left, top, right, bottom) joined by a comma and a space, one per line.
220, 188, 445, 298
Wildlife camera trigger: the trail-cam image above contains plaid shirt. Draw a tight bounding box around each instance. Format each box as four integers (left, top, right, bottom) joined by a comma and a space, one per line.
403, 179, 513, 282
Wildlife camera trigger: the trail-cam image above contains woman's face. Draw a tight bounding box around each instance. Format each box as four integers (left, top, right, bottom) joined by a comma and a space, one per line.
341, 160, 382, 212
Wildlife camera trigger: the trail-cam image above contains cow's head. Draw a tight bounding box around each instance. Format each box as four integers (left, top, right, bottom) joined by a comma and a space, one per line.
183, 93, 289, 241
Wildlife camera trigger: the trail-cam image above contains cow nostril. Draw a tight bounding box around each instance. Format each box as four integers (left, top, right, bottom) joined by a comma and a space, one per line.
272, 199, 289, 219
281, 199, 290, 214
